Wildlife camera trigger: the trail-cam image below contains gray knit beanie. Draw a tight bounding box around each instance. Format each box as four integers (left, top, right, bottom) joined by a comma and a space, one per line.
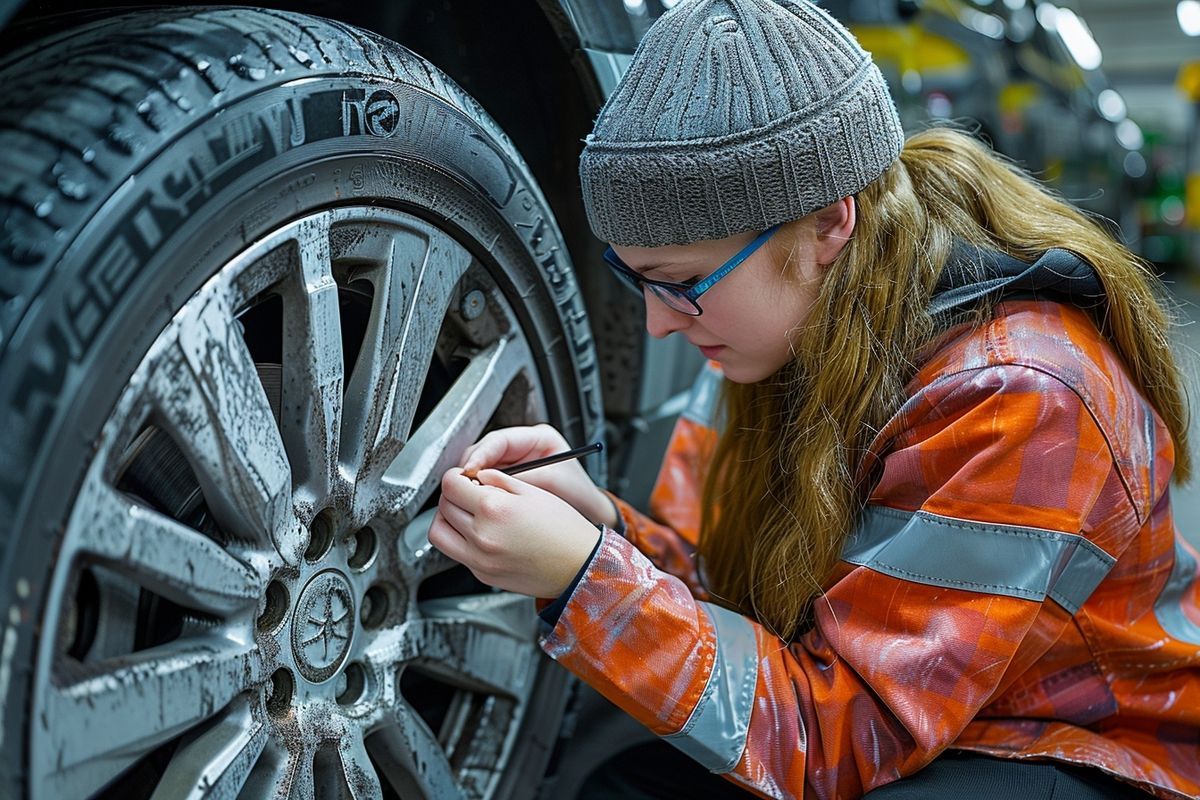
580, 0, 904, 247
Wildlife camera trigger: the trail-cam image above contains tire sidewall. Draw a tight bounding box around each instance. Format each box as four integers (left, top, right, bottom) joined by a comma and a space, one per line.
0, 72, 598, 797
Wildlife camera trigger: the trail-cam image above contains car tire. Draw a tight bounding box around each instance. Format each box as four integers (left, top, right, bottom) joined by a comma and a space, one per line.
0, 8, 603, 799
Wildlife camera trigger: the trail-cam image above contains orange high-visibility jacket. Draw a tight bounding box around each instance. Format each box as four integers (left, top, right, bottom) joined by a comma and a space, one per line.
538, 299, 1200, 799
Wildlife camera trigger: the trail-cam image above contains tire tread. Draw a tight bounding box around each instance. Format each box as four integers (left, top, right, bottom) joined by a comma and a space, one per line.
0, 8, 422, 344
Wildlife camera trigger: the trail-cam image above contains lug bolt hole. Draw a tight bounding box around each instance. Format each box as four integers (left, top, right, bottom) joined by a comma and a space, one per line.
256, 580, 290, 634
336, 662, 367, 705
266, 668, 295, 718
460, 288, 486, 320
347, 526, 378, 570
305, 508, 336, 563
360, 585, 390, 629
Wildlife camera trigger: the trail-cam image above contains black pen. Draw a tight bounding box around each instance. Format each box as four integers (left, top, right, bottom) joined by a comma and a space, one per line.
499, 442, 603, 475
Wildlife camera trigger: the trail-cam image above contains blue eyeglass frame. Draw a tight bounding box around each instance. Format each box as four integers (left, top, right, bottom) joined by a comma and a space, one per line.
602, 223, 782, 316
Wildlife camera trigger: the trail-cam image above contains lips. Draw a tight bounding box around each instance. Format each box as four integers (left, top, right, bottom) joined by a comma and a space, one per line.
697, 344, 724, 358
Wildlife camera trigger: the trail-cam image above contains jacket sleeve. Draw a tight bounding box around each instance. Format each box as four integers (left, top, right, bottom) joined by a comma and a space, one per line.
605, 360, 724, 599
606, 413, 715, 600
539, 364, 1138, 799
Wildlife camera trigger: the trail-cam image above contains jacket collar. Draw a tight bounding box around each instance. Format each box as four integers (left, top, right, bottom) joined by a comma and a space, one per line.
930, 242, 1105, 316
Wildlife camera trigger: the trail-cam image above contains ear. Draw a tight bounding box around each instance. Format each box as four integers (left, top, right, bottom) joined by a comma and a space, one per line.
811, 196, 856, 267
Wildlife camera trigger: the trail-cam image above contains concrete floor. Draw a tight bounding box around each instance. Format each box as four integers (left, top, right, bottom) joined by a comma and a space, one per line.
1168, 278, 1200, 546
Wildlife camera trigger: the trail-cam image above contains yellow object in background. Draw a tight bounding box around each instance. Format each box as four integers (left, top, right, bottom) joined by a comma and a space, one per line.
999, 83, 1041, 115
1177, 61, 1200, 102
851, 24, 972, 80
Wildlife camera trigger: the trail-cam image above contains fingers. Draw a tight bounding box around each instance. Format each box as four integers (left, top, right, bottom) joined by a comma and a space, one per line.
462, 436, 532, 474
427, 511, 470, 564
437, 494, 475, 534
460, 425, 567, 474
440, 467, 478, 511
474, 468, 532, 495
440, 467, 510, 517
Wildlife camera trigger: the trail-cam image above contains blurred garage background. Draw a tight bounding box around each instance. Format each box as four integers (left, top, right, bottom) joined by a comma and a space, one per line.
576, 0, 1200, 532
829, 0, 1200, 529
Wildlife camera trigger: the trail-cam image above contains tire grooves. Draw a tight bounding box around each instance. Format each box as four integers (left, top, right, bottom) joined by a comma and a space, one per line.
0, 16, 134, 74
39, 76, 127, 111
336, 19, 381, 72
113, 38, 224, 98
0, 195, 56, 231
199, 14, 287, 72
0, 2, 601, 471
0, 130, 105, 202
235, 7, 320, 69
0, 4, 553, 351
0, 9, 358, 343
0, 2, 596, 430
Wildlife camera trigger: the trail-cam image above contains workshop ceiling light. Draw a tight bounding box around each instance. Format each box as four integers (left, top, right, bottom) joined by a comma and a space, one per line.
1115, 118, 1144, 151
962, 7, 1007, 38
1179, 1, 1200, 36
1055, 8, 1102, 70
1097, 88, 1126, 121
1035, 3, 1058, 32
1123, 150, 1147, 179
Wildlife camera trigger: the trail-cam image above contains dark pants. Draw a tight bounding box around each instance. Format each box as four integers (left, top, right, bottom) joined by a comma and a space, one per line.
578, 741, 1151, 799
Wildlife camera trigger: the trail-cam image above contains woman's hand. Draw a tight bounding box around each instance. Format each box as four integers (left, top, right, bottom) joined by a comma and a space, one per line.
429, 467, 602, 598
460, 424, 617, 528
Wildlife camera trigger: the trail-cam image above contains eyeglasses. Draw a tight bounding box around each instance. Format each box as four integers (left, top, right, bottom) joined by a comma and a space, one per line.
602, 224, 782, 316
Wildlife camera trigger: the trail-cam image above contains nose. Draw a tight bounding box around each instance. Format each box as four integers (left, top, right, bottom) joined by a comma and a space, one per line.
642, 290, 691, 339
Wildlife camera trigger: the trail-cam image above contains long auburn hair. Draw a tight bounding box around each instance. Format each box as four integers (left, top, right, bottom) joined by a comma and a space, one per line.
698, 126, 1193, 641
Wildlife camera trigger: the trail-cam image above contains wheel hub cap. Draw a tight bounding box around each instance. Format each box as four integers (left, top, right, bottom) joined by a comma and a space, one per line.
292, 570, 355, 683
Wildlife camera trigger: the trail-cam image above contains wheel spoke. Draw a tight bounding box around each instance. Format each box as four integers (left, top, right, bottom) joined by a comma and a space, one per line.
380, 335, 534, 522
39, 637, 259, 794
367, 706, 462, 800
239, 740, 307, 800
398, 508, 457, 581
365, 594, 536, 697
339, 222, 473, 483
150, 696, 266, 800
147, 290, 293, 552
335, 729, 385, 800
280, 218, 344, 501
70, 474, 261, 616
415, 594, 538, 696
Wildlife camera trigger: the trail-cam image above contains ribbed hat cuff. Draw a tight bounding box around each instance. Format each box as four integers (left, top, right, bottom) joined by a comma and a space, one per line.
581, 65, 902, 247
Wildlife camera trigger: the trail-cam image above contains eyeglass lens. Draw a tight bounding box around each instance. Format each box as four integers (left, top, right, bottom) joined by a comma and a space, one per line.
606, 251, 701, 314
646, 284, 698, 314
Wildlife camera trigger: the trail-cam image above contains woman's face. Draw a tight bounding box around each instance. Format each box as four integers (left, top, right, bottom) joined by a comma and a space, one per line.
610, 203, 851, 384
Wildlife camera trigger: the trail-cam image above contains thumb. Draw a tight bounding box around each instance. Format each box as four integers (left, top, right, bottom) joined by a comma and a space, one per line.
461, 442, 494, 472
461, 447, 486, 475
475, 468, 535, 495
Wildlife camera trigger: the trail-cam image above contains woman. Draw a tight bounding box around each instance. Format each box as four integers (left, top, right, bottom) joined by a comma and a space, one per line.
428, 1, 1200, 797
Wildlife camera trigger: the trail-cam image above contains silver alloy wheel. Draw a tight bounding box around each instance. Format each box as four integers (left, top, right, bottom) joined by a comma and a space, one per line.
30, 207, 555, 799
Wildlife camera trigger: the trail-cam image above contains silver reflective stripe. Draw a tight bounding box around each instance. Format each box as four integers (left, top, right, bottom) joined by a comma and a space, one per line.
681, 362, 723, 427
1154, 541, 1200, 645
843, 506, 1115, 614
663, 603, 758, 773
